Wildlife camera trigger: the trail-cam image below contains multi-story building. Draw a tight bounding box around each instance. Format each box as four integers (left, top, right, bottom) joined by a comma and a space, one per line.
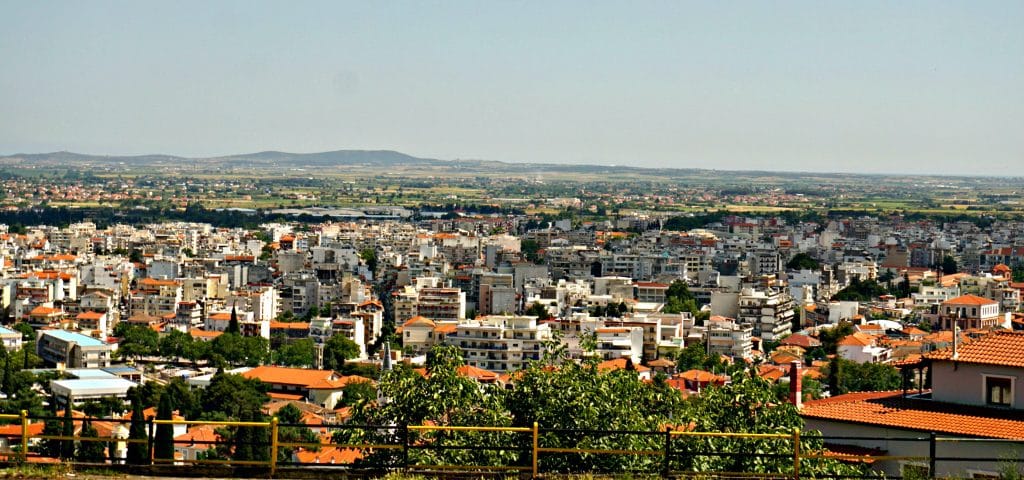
453, 315, 552, 372
939, 294, 1002, 330
593, 326, 643, 363
36, 330, 112, 368
416, 288, 466, 323
129, 278, 182, 317
738, 288, 794, 342
0, 326, 23, 352
705, 315, 753, 360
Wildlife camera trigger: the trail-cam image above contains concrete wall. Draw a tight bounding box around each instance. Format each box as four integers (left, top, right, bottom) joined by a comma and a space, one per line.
931, 361, 1024, 409
802, 419, 1024, 478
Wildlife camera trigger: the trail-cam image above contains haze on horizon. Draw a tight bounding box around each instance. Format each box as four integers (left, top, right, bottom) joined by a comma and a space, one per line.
1, 1, 1022, 176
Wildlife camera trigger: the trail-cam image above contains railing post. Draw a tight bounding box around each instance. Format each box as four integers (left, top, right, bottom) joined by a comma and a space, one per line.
146, 416, 155, 465
792, 427, 801, 480
269, 417, 279, 476
401, 424, 409, 472
662, 426, 672, 478
531, 421, 539, 479
20, 410, 29, 462
928, 432, 936, 479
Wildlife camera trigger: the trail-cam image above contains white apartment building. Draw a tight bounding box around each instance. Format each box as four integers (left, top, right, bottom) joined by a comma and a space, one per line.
705, 315, 753, 360
738, 288, 795, 342
452, 315, 552, 372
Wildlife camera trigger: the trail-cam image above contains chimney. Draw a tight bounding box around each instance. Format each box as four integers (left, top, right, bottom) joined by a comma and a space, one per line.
789, 360, 802, 410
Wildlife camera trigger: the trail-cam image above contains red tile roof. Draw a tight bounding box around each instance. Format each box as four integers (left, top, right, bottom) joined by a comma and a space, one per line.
597, 358, 650, 373
942, 294, 998, 306
801, 391, 1024, 439
293, 446, 362, 464
925, 330, 1024, 368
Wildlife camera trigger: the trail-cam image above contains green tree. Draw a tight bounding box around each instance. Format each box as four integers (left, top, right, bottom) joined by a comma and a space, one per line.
786, 253, 820, 271
200, 371, 268, 420
60, 402, 74, 459
524, 302, 551, 319
275, 403, 319, 462
126, 388, 149, 465
162, 377, 200, 420
12, 322, 34, 341
337, 379, 377, 408
359, 248, 379, 273
1012, 263, 1024, 283
321, 334, 359, 371
226, 305, 241, 335
832, 277, 888, 302
153, 391, 175, 461
159, 329, 193, 362
941, 255, 958, 275
338, 345, 514, 468
209, 332, 268, 366
274, 338, 315, 367
232, 404, 269, 462
817, 322, 855, 355
827, 356, 843, 395
77, 418, 106, 463
824, 357, 901, 395
663, 280, 700, 316
520, 239, 542, 264
115, 323, 160, 361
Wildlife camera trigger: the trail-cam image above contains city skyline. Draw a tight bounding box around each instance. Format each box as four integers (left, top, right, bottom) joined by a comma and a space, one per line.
2, 1, 1022, 175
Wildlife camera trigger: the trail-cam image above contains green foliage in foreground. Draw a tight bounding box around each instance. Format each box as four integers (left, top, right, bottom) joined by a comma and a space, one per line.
337, 344, 872, 476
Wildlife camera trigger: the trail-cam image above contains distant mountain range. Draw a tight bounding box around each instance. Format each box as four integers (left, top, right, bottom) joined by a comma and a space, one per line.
0, 149, 990, 180
0, 149, 717, 176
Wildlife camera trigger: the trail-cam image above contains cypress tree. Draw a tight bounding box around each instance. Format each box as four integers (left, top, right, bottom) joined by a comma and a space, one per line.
60, 403, 74, 459
126, 389, 149, 465
153, 392, 175, 461
1, 348, 11, 394
226, 304, 241, 335
77, 418, 106, 463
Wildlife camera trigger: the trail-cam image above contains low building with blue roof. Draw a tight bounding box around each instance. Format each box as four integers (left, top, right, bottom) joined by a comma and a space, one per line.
0, 326, 22, 352
36, 329, 112, 368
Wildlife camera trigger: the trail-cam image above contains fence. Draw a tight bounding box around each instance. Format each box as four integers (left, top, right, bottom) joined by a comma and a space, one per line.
1, 411, 1022, 479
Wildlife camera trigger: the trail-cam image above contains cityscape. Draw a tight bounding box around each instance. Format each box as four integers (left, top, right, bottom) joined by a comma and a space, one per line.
2, 1, 1022, 479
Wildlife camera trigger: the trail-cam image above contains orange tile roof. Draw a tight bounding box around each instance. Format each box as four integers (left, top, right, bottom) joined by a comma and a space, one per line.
942, 294, 997, 306
270, 321, 310, 330
189, 329, 223, 340
293, 446, 362, 464
402, 315, 435, 328
597, 358, 651, 373
139, 278, 180, 287
456, 365, 498, 382
243, 366, 339, 389
76, 311, 105, 320
676, 369, 724, 383
925, 330, 1024, 368
434, 324, 457, 335
174, 424, 221, 444
267, 392, 304, 401
801, 391, 1024, 439
837, 332, 875, 347
29, 305, 62, 316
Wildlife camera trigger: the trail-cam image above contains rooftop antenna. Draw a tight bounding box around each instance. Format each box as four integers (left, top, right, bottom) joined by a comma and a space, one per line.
952, 309, 961, 361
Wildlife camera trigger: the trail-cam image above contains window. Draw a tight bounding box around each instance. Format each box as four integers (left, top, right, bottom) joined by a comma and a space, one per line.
985, 376, 1012, 407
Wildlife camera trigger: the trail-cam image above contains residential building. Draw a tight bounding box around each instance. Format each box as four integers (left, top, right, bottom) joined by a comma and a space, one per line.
36, 329, 112, 368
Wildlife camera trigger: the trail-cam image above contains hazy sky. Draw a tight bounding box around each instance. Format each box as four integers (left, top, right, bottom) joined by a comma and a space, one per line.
2, 1, 1022, 175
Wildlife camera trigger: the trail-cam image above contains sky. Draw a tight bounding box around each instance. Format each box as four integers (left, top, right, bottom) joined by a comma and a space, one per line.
1, 1, 1022, 175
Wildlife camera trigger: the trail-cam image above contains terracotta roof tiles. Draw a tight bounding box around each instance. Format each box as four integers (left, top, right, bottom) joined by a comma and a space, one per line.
925, 330, 1024, 368
801, 391, 1024, 439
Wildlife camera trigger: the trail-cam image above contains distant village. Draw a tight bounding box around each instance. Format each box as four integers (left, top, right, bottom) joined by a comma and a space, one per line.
2, 212, 1024, 475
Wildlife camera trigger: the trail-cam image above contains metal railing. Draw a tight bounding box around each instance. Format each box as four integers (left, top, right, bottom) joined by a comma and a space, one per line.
1, 411, 1023, 479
